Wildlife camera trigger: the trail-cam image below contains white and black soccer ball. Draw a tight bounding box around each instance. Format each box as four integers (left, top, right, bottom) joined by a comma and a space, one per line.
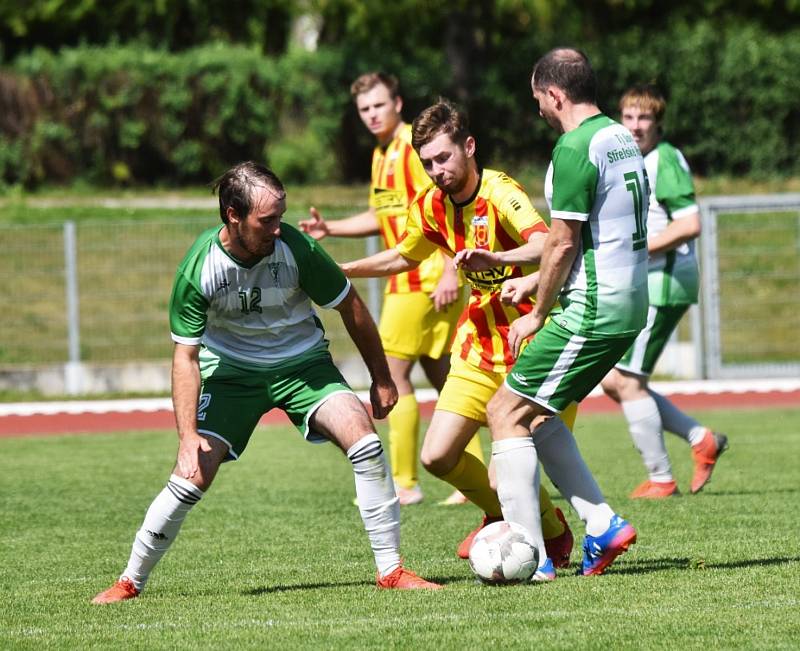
468, 521, 538, 585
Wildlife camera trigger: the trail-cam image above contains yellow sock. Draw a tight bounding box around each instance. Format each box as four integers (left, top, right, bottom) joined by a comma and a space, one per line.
539, 484, 562, 538
561, 401, 578, 431
388, 393, 420, 489
540, 402, 579, 538
441, 452, 501, 516
464, 431, 484, 464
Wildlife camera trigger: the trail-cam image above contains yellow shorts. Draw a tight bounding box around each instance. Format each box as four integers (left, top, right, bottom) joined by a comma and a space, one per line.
437, 355, 579, 428
436, 355, 503, 424
379, 291, 462, 361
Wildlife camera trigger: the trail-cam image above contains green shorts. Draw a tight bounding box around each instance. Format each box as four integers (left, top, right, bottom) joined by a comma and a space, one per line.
197, 347, 354, 460
615, 304, 690, 377
505, 320, 636, 413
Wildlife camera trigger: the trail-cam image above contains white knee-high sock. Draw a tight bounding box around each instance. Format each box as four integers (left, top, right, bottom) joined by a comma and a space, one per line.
122, 474, 203, 592
621, 396, 673, 482
347, 434, 401, 578
534, 417, 614, 537
648, 389, 707, 444
492, 437, 546, 564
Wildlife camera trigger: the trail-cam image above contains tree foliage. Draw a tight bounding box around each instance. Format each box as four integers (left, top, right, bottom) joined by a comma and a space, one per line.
1, 1, 798, 186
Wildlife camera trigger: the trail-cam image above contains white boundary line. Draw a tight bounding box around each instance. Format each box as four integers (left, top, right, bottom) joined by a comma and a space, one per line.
0, 378, 798, 417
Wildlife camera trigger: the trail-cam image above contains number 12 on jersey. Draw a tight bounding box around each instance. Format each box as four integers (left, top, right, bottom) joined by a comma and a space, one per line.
624, 170, 647, 251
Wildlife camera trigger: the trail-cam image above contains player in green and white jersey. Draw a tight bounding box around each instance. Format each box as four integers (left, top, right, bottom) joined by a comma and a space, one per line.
600, 85, 727, 499
485, 48, 647, 578
92, 162, 440, 604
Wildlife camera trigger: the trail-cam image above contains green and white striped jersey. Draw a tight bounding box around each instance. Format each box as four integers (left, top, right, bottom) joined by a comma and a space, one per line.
645, 141, 699, 306
169, 223, 350, 367
544, 113, 649, 338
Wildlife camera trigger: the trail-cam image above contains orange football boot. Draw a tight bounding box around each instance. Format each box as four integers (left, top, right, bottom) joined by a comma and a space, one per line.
91, 578, 139, 604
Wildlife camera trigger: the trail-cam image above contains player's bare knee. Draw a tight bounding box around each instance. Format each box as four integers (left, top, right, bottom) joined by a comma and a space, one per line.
420, 445, 456, 477
601, 376, 621, 402
485, 391, 506, 432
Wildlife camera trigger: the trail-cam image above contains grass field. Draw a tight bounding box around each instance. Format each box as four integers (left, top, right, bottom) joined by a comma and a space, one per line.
2, 406, 798, 649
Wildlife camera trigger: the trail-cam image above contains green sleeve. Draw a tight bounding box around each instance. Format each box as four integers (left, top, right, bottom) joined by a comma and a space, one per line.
169, 270, 209, 340
550, 145, 598, 217
656, 144, 696, 215
282, 224, 350, 308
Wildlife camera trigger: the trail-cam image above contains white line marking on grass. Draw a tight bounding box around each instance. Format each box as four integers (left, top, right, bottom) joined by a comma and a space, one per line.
1, 378, 798, 417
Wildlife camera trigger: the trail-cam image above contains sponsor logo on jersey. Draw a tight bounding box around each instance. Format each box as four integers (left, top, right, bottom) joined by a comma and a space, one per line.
216, 278, 231, 292
267, 263, 281, 284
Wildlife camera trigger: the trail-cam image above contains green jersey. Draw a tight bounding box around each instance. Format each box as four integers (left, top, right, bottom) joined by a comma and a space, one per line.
544, 113, 649, 338
169, 223, 350, 367
645, 141, 699, 306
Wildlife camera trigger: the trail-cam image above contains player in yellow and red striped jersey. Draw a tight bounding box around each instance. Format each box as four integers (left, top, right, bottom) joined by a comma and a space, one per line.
300, 73, 477, 506
342, 100, 577, 570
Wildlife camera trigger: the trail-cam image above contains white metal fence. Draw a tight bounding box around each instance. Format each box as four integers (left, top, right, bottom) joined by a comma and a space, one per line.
1, 215, 382, 393
697, 194, 800, 378
1, 194, 798, 394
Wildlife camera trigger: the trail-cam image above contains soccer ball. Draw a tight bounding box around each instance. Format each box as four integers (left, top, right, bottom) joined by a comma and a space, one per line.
468, 521, 538, 585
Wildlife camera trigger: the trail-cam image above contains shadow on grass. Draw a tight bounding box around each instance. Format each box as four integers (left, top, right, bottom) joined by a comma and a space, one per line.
244, 575, 467, 595
609, 556, 800, 576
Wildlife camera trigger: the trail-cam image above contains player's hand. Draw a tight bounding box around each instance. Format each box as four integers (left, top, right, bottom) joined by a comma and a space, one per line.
370, 378, 398, 419
453, 248, 500, 272
430, 267, 460, 311
176, 431, 212, 479
507, 311, 545, 359
501, 273, 539, 306
298, 207, 329, 240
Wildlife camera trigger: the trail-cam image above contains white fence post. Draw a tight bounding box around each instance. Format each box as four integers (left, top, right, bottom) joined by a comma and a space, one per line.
63, 220, 83, 395
365, 235, 381, 320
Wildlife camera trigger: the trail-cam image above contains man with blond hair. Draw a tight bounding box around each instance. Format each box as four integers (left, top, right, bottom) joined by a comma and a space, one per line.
301, 72, 474, 506
600, 84, 727, 499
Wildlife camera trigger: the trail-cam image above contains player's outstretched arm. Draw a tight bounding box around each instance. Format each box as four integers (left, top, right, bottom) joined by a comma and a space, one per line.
648, 210, 701, 254
341, 247, 420, 278
334, 286, 398, 419
453, 231, 547, 271
507, 221, 579, 357
171, 343, 211, 479
299, 206, 380, 240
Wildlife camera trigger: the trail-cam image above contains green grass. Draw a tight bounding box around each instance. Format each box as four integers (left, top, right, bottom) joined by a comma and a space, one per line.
1, 407, 798, 649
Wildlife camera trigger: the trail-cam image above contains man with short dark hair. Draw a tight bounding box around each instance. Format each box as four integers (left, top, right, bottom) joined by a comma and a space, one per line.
92, 161, 441, 603
487, 48, 648, 576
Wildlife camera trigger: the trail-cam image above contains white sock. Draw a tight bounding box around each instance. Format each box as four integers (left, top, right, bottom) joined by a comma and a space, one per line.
122, 474, 203, 592
534, 417, 614, 537
347, 434, 401, 578
648, 389, 705, 444
621, 396, 673, 482
492, 437, 546, 564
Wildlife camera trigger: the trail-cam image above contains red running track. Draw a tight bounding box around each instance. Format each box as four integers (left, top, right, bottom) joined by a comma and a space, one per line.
1, 390, 798, 438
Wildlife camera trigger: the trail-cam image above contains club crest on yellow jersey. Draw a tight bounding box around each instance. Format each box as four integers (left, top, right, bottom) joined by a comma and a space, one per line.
472, 214, 489, 248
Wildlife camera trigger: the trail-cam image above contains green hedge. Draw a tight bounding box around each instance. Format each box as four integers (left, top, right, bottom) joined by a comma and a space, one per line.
1, 21, 799, 188
1, 43, 351, 187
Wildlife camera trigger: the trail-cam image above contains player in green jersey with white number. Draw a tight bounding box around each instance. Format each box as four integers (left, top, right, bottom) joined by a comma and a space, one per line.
92, 162, 440, 604
486, 48, 648, 578
600, 85, 727, 499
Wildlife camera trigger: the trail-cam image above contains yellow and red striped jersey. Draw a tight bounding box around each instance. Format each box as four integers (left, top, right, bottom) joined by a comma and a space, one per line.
369, 124, 443, 294
397, 169, 548, 372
